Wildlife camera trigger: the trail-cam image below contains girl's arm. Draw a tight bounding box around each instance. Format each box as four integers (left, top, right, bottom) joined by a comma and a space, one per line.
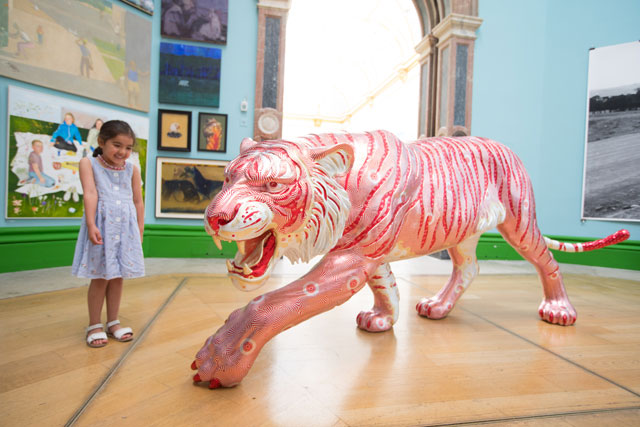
79, 157, 102, 245
131, 165, 145, 243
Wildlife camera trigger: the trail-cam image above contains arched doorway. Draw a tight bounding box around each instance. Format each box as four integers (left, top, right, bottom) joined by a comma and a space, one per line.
252, 0, 481, 140
281, 0, 422, 142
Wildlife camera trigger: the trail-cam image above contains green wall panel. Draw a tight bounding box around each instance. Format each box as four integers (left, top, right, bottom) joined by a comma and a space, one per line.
477, 233, 640, 271
0, 226, 637, 274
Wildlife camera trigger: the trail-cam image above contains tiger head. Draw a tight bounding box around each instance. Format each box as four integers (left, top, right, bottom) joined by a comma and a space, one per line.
204, 137, 353, 292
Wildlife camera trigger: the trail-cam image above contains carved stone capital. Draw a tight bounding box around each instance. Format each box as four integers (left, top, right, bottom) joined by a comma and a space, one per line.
432, 13, 483, 46
257, 0, 292, 11
415, 34, 438, 64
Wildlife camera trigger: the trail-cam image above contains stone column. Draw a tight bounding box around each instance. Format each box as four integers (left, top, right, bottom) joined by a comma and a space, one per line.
432, 13, 482, 136
254, 0, 291, 141
415, 34, 438, 137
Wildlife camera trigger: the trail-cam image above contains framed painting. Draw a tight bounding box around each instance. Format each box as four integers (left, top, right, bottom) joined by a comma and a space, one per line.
0, 0, 152, 112
6, 86, 149, 219
159, 42, 221, 107
158, 109, 191, 152
197, 113, 227, 153
120, 0, 154, 15
155, 157, 227, 219
160, 0, 228, 45
581, 40, 640, 222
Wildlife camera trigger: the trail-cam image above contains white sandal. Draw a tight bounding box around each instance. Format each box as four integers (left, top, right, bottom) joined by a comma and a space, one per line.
106, 320, 133, 342
86, 323, 108, 348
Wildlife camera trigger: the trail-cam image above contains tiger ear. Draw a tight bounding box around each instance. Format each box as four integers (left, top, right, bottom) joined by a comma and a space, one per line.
240, 137, 258, 153
309, 143, 354, 177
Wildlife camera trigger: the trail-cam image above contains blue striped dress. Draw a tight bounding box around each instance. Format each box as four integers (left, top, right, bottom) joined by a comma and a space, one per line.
72, 157, 145, 279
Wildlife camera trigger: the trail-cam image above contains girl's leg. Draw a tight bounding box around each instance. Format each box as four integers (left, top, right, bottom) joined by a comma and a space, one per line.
87, 278, 108, 345
105, 278, 132, 339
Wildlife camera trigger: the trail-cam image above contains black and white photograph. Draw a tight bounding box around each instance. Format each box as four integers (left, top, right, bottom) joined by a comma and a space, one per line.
582, 40, 640, 222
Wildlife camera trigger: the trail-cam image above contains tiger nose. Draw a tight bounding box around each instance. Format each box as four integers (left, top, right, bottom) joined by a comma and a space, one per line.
207, 215, 231, 233
206, 202, 240, 232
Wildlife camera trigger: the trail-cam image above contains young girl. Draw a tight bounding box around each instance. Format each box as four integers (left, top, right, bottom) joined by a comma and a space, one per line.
71, 120, 145, 348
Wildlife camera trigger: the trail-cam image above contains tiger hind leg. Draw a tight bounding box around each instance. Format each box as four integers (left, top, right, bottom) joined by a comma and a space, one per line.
497, 222, 576, 325
416, 234, 480, 319
357, 263, 399, 332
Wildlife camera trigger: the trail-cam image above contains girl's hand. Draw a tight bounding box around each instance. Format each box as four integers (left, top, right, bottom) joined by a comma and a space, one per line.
88, 225, 103, 245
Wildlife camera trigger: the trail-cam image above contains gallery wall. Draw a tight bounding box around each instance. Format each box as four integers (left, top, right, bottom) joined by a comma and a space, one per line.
0, 0, 637, 272
471, 0, 640, 241
0, 0, 258, 229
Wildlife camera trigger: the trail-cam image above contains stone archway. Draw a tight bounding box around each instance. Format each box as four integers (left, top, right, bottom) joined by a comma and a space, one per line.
413, 0, 482, 137
252, 0, 481, 140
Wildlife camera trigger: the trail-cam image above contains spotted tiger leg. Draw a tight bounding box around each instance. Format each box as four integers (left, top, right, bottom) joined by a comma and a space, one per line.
497, 223, 576, 325
417, 234, 480, 319
356, 263, 399, 332
192, 251, 378, 387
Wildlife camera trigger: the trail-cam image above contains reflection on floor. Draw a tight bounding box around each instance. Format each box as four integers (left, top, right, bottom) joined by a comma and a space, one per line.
0, 258, 639, 426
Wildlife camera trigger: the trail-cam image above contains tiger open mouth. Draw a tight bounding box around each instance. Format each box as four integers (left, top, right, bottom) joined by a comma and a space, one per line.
227, 231, 276, 278
213, 230, 278, 291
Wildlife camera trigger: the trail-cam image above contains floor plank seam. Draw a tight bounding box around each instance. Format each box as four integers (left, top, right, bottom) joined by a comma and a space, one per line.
463, 309, 640, 399
402, 277, 640, 399
64, 277, 190, 426
419, 405, 640, 426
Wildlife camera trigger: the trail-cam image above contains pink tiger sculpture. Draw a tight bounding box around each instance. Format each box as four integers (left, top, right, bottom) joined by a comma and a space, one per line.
191, 130, 629, 388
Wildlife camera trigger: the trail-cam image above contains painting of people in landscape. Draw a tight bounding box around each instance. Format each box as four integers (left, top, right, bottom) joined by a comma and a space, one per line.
582, 40, 640, 222
6, 86, 148, 219
0, 0, 152, 112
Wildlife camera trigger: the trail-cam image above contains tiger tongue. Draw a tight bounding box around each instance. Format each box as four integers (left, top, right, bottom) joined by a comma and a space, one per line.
234, 235, 267, 267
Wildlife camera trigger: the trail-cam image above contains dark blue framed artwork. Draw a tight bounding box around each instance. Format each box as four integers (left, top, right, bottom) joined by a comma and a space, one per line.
159, 42, 222, 107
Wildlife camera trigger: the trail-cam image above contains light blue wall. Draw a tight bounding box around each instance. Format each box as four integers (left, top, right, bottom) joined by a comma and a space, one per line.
0, 0, 257, 229
472, 0, 640, 240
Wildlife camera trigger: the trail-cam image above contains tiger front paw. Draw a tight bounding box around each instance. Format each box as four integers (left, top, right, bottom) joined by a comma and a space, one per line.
356, 310, 394, 332
191, 310, 262, 388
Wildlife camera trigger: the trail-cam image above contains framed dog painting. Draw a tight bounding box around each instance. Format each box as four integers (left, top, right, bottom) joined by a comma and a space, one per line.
158, 109, 191, 152
197, 113, 227, 153
155, 157, 227, 219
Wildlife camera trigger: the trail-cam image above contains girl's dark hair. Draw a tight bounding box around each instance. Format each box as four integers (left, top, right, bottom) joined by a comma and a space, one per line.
92, 120, 137, 157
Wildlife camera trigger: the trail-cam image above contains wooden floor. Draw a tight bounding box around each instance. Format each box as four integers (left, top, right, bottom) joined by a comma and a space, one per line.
1, 264, 640, 426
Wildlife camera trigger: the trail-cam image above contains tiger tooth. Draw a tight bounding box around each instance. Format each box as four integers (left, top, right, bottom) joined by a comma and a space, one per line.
242, 264, 252, 275
237, 241, 246, 255
213, 236, 222, 250
226, 260, 234, 271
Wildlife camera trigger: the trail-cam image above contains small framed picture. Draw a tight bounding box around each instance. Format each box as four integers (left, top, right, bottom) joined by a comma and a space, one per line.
158, 109, 191, 152
160, 0, 228, 45
197, 113, 228, 153
156, 157, 227, 219
159, 42, 222, 107
120, 0, 154, 15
